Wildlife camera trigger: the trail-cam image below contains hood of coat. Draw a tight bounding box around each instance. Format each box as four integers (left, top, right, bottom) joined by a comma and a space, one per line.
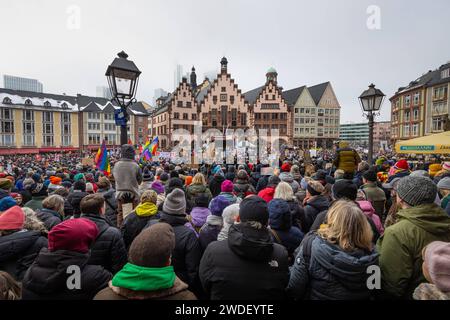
397, 204, 450, 235
0, 230, 42, 262
135, 202, 158, 217
307, 195, 330, 212
189, 207, 211, 227
357, 200, 375, 218
188, 184, 208, 194
22, 248, 89, 294
312, 236, 379, 290
227, 223, 274, 262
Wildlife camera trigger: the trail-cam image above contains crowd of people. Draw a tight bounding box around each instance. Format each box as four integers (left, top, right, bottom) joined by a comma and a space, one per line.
1, 141, 450, 300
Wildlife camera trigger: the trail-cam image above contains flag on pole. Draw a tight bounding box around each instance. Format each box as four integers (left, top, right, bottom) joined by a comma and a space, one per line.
140, 140, 152, 161
150, 136, 159, 156
95, 140, 111, 176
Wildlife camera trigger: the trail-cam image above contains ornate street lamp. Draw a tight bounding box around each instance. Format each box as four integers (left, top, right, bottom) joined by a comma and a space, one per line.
105, 51, 141, 146
358, 83, 385, 164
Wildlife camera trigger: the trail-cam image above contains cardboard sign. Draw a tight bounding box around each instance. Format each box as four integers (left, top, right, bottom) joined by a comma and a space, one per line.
82, 158, 94, 166
261, 167, 274, 176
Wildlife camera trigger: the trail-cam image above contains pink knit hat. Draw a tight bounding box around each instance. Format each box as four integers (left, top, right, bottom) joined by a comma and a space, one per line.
424, 241, 450, 292
221, 180, 234, 193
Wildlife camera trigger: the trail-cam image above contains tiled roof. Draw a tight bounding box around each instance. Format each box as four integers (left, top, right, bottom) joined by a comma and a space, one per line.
308, 82, 329, 105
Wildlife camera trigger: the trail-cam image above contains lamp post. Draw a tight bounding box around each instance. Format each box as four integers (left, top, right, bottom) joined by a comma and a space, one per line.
358, 83, 385, 164
105, 51, 141, 146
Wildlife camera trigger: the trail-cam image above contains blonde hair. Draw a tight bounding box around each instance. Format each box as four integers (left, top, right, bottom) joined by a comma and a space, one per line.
22, 207, 48, 234
140, 190, 157, 204
42, 195, 65, 216
318, 200, 373, 252
334, 169, 345, 179
192, 172, 207, 186
274, 182, 294, 201
305, 164, 315, 177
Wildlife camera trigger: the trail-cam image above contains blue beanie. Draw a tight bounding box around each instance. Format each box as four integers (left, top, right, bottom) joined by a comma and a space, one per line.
211, 165, 223, 176
0, 196, 17, 211
209, 195, 230, 216
268, 198, 291, 230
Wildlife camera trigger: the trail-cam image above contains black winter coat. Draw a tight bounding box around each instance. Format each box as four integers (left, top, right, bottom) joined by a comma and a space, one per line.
209, 175, 225, 198
300, 196, 330, 233
0, 230, 48, 281
67, 191, 88, 217
121, 210, 160, 249
80, 214, 127, 274
199, 223, 289, 300
36, 208, 63, 231
147, 213, 202, 289
21, 248, 111, 300
287, 199, 305, 231
287, 234, 379, 300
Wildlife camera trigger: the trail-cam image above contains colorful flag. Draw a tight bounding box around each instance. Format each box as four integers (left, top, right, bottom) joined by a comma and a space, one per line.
128, 138, 133, 146
95, 140, 111, 176
150, 136, 159, 155
140, 140, 152, 161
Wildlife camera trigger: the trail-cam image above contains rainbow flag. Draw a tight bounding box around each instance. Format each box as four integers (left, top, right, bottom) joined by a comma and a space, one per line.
150, 136, 159, 155
95, 140, 111, 176
140, 140, 152, 161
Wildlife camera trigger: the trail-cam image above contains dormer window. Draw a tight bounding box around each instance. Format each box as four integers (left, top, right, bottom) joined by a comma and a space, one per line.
442, 68, 450, 79
61, 102, 68, 109
2, 97, 11, 104
25, 99, 32, 105
44, 101, 51, 107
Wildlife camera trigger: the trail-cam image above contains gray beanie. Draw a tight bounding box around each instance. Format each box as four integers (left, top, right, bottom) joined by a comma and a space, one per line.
410, 170, 430, 178
437, 177, 450, 190
163, 188, 186, 215
397, 176, 437, 206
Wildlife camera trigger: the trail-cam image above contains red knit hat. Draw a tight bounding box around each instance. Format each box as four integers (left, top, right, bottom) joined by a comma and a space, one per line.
48, 218, 99, 253
394, 159, 409, 171
281, 163, 291, 172
0, 206, 25, 230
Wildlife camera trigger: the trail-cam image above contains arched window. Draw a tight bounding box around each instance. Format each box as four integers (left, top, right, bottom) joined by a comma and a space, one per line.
44, 101, 51, 107
2, 97, 11, 104
25, 99, 32, 105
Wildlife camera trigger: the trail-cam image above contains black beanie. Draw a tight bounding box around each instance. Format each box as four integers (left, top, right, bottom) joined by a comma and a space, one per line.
194, 193, 209, 208
332, 180, 357, 201
363, 170, 377, 182
73, 180, 86, 192
239, 196, 269, 224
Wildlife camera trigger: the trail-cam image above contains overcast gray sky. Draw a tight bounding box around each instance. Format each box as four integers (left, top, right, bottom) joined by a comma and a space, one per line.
1, 0, 449, 122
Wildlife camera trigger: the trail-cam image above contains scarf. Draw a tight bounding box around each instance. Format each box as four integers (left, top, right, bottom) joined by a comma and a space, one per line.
112, 263, 175, 291
135, 202, 158, 217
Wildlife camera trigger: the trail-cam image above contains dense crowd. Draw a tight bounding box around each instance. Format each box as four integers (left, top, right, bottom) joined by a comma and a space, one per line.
1, 141, 450, 300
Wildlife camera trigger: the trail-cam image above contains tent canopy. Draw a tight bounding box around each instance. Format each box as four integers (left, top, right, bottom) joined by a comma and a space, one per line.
395, 131, 450, 154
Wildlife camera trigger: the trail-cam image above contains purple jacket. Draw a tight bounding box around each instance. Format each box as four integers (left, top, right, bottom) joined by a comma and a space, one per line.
185, 207, 211, 236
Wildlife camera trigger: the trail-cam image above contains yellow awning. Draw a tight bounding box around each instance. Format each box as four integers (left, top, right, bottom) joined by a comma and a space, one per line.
395, 131, 450, 154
